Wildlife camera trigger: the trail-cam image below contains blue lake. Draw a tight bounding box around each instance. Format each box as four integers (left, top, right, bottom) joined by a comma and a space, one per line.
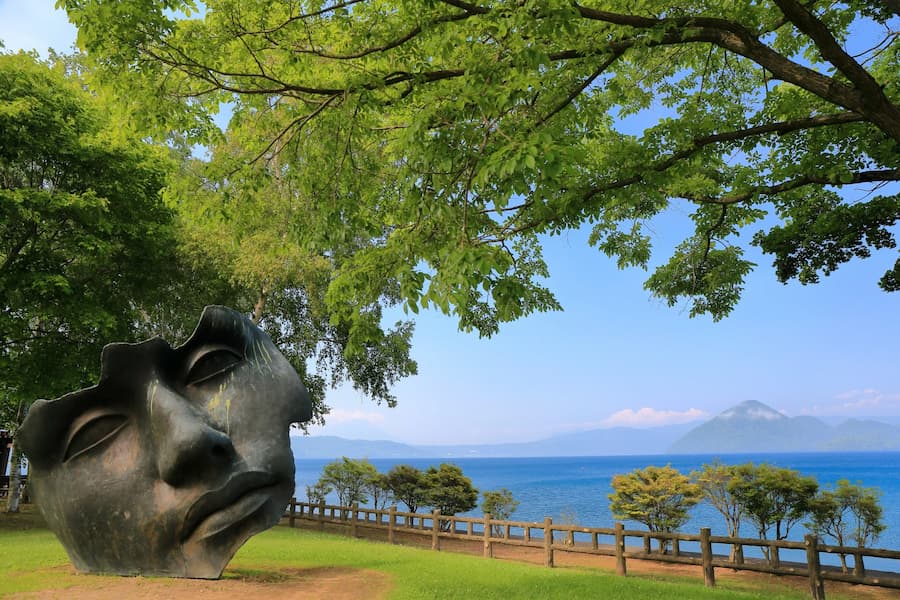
295, 452, 900, 571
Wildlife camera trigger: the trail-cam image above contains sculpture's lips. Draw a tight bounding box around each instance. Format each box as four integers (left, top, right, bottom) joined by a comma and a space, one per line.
181, 471, 280, 542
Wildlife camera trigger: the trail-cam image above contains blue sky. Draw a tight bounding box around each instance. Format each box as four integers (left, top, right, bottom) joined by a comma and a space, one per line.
3, 1, 898, 445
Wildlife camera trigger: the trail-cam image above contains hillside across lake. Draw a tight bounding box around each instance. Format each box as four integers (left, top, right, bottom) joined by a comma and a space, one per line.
294, 401, 900, 458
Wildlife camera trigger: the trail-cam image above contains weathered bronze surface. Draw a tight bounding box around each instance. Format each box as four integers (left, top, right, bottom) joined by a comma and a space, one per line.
18, 306, 311, 578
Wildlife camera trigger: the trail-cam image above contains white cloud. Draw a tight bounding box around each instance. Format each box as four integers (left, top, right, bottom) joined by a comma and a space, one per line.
326, 408, 386, 425
836, 389, 900, 411
796, 389, 900, 416
601, 407, 708, 428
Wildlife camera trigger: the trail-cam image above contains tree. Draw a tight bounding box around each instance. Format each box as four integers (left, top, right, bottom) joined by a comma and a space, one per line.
608, 465, 701, 553
692, 460, 745, 562
384, 464, 429, 513
729, 463, 818, 560
0, 51, 205, 511
1, 46, 417, 448
317, 457, 379, 513
306, 481, 332, 505
0, 52, 177, 397
366, 471, 393, 511
423, 464, 479, 530
164, 129, 419, 428
60, 1, 900, 339
807, 479, 885, 573
481, 488, 520, 536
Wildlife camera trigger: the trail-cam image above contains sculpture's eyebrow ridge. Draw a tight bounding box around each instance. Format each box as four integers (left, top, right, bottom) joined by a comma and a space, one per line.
175, 306, 254, 361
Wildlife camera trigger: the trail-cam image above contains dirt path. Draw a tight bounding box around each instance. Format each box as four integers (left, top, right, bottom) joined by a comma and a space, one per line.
9, 566, 392, 600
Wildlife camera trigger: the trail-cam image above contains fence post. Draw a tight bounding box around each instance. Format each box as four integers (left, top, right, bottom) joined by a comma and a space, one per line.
351, 502, 359, 538
289, 498, 297, 528
615, 522, 627, 577
388, 505, 397, 544
484, 512, 493, 558
672, 537, 680, 557
770, 543, 780, 569
805, 534, 826, 600
318, 500, 325, 531
544, 517, 554, 568
432, 509, 441, 551
642, 533, 651, 554
700, 527, 715, 588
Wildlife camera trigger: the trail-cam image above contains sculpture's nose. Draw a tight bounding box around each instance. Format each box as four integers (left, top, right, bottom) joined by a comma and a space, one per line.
149, 382, 236, 487
293, 378, 313, 424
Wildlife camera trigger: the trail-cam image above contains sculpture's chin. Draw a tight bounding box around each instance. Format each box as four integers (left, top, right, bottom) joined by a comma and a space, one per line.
179, 492, 286, 579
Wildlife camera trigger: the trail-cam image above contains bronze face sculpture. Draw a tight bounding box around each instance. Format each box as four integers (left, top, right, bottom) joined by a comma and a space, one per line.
18, 306, 311, 578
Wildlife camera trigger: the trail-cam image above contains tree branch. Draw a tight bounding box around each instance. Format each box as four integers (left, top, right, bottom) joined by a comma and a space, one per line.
535, 50, 625, 127
771, 0, 900, 128
573, 4, 900, 142
437, 0, 489, 14
583, 112, 867, 200
282, 9, 476, 60
683, 168, 900, 205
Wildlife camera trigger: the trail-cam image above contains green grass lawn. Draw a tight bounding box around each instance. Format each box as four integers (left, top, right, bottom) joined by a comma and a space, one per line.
0, 508, 847, 599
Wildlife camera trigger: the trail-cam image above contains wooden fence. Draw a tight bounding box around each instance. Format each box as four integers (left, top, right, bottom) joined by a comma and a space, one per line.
284, 499, 900, 600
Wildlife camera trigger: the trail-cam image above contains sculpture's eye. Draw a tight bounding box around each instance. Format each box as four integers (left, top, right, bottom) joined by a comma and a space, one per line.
186, 347, 243, 385
64, 414, 128, 462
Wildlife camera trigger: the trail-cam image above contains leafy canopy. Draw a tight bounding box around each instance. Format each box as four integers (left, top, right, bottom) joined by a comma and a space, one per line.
317, 456, 380, 507
58, 0, 900, 338
166, 133, 418, 425
807, 479, 885, 548
481, 488, 520, 521
0, 51, 184, 411
0, 49, 413, 430
424, 463, 479, 527
608, 464, 701, 550
481, 487, 519, 535
729, 462, 818, 542
384, 464, 429, 513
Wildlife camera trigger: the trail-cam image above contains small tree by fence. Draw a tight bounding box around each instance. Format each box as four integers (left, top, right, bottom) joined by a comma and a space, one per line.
284, 499, 900, 600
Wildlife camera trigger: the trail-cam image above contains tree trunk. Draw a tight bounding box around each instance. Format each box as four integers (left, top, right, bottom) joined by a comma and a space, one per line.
759, 533, 771, 561
4, 401, 26, 513
252, 287, 268, 325
728, 521, 743, 563
5, 441, 24, 513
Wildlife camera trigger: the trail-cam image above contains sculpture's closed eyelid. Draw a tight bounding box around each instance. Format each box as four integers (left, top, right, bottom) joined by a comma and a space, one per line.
63, 412, 129, 463
185, 345, 244, 386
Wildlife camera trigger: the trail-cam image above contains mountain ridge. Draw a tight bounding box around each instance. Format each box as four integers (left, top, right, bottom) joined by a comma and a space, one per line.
291, 402, 900, 459
667, 400, 900, 454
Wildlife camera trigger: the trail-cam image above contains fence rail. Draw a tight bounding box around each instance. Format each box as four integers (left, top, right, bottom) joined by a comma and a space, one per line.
284, 499, 900, 600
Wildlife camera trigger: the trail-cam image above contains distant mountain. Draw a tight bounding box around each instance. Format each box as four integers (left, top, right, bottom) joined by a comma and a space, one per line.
291, 402, 900, 460
668, 400, 900, 454
292, 435, 433, 459
418, 424, 695, 458
823, 419, 900, 451
293, 423, 695, 459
